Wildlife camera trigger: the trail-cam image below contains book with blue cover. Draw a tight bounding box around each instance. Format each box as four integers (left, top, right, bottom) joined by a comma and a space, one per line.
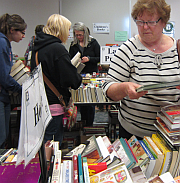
119, 137, 136, 170
139, 140, 156, 179
78, 153, 84, 183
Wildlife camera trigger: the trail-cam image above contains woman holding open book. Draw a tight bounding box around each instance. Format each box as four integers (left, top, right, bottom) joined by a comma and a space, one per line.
69, 22, 100, 126
30, 14, 82, 146
103, 0, 180, 139
0, 13, 27, 148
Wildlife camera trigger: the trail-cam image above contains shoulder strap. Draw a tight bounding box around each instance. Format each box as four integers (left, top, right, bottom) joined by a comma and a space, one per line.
35, 52, 66, 107
177, 39, 180, 61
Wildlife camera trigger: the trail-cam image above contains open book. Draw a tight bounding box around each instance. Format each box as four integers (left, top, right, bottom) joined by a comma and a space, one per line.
136, 80, 180, 92
71, 52, 85, 74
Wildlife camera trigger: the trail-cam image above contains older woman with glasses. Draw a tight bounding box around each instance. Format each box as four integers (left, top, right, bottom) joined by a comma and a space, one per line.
102, 0, 180, 139
69, 22, 100, 127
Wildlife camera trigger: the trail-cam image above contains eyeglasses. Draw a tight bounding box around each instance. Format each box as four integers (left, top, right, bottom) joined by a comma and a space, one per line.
75, 34, 84, 37
134, 18, 161, 26
15, 29, 25, 35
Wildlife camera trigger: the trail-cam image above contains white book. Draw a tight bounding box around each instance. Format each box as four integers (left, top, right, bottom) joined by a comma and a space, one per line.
62, 160, 72, 183
96, 136, 110, 159
10, 62, 25, 77
13, 67, 30, 81
51, 150, 62, 183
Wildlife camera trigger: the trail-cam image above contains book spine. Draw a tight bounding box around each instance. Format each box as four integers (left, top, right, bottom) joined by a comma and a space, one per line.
47, 155, 55, 183
83, 157, 90, 183
73, 155, 79, 183
51, 150, 62, 183
152, 134, 172, 175
124, 138, 138, 163
78, 154, 84, 183
62, 160, 72, 183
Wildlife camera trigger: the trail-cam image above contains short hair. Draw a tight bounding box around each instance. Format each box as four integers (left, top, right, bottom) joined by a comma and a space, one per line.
72, 22, 90, 47
35, 25, 44, 35
43, 14, 71, 43
0, 13, 27, 36
131, 0, 171, 24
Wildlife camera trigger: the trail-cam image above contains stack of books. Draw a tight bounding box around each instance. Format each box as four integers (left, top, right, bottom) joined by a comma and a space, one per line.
156, 104, 180, 146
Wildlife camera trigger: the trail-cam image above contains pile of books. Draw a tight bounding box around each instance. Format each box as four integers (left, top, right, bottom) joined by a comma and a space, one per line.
71, 86, 107, 103
47, 133, 180, 182
156, 104, 180, 146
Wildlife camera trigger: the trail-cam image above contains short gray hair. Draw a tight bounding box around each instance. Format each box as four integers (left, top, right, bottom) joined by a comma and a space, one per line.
72, 22, 91, 47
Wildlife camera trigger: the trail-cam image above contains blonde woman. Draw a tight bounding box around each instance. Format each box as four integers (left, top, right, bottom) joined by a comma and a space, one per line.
31, 14, 82, 146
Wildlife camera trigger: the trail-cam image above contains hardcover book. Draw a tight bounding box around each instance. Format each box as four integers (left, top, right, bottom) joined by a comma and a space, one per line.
127, 135, 150, 171
143, 136, 164, 177
81, 135, 103, 164
139, 140, 156, 179
72, 155, 78, 183
151, 133, 172, 175
78, 154, 84, 183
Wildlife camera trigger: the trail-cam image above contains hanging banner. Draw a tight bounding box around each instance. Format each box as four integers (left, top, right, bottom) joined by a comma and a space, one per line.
16, 63, 52, 167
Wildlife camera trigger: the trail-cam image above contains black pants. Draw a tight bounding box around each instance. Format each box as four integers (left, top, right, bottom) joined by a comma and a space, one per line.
80, 105, 95, 126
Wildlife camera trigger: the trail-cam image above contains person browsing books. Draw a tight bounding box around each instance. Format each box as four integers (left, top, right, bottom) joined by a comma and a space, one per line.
31, 14, 82, 146
69, 22, 100, 126
24, 24, 44, 67
102, 0, 180, 139
0, 13, 27, 148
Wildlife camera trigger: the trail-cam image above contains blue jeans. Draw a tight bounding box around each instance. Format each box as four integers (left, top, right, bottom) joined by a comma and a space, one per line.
0, 101, 11, 148
44, 115, 64, 146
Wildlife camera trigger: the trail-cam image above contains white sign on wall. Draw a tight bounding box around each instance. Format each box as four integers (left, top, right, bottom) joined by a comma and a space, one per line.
93, 23, 110, 33
100, 46, 120, 64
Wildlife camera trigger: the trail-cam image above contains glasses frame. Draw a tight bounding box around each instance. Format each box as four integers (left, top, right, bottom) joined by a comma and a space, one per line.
134, 17, 161, 27
15, 29, 25, 35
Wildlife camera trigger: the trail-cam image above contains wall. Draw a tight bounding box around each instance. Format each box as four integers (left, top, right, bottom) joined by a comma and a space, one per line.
62, 0, 131, 50
1, 0, 180, 57
0, 0, 59, 57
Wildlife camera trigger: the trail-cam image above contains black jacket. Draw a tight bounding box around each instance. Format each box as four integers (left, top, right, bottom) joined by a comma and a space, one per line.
69, 38, 100, 73
31, 32, 82, 105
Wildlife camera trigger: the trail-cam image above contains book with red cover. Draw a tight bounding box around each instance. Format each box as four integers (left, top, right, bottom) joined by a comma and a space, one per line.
0, 160, 41, 183
88, 162, 107, 176
73, 155, 79, 183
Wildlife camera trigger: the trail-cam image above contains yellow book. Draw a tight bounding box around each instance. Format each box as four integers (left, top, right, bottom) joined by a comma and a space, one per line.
151, 133, 172, 175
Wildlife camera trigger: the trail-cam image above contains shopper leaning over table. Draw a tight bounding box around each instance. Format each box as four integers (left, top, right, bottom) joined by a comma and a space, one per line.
102, 0, 180, 139
0, 13, 27, 148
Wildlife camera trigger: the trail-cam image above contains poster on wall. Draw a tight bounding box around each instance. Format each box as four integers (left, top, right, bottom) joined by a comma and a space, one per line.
163, 21, 175, 38
100, 46, 120, 64
93, 23, 110, 33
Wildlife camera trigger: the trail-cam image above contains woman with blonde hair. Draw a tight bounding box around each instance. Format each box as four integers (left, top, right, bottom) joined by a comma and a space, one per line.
31, 14, 82, 146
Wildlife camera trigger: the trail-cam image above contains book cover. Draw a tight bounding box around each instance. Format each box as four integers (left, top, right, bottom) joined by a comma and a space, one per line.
51, 150, 62, 183
154, 121, 180, 146
62, 160, 72, 183
88, 162, 107, 176
10, 62, 25, 77
119, 137, 136, 170
147, 175, 164, 183
151, 133, 172, 175
136, 80, 180, 93
157, 111, 180, 130
139, 140, 156, 179
157, 131, 179, 177
111, 138, 132, 169
81, 135, 103, 164
127, 135, 150, 170
161, 104, 180, 123
159, 172, 176, 183
96, 136, 110, 160
89, 162, 133, 183
82, 157, 90, 183
128, 166, 147, 183
78, 154, 84, 183
72, 155, 79, 183
0, 160, 41, 183
143, 136, 164, 177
